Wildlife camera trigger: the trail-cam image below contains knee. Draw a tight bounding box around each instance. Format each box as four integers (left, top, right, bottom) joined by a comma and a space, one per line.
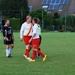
26, 45, 30, 49
11, 44, 14, 48
33, 48, 37, 51
6, 45, 9, 49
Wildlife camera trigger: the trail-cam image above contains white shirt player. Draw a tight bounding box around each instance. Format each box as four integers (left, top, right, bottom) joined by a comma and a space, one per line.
20, 22, 33, 39
32, 24, 39, 39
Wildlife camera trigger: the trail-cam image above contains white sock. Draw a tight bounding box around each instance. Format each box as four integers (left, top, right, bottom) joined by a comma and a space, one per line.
6, 48, 9, 57
9, 47, 12, 54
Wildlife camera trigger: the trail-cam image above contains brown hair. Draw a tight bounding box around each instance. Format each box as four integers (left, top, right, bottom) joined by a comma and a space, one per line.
33, 18, 38, 23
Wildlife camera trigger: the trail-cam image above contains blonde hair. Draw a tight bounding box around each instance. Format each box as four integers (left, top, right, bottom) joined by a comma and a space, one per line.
26, 15, 31, 21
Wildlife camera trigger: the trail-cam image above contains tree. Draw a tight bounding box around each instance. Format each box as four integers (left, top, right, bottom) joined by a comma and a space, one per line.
0, 0, 29, 22
29, 9, 51, 30
59, 15, 75, 31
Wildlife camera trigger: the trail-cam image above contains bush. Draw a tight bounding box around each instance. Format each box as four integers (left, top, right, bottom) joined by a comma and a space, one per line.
7, 18, 20, 31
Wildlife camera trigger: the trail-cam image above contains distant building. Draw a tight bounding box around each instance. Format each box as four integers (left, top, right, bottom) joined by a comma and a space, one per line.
28, 0, 75, 15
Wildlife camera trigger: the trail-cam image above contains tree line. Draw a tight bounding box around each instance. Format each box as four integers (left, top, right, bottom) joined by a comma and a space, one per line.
0, 0, 75, 32
29, 9, 75, 32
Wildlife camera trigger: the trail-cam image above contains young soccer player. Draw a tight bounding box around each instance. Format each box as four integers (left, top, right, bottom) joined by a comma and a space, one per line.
2, 20, 14, 58
20, 15, 33, 60
29, 18, 47, 62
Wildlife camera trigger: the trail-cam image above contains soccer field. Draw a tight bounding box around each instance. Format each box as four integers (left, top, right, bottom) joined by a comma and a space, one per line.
0, 32, 75, 75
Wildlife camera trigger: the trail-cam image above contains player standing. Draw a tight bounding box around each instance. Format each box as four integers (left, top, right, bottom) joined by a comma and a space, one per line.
20, 15, 32, 60
2, 20, 14, 58
36, 19, 42, 57
29, 18, 47, 62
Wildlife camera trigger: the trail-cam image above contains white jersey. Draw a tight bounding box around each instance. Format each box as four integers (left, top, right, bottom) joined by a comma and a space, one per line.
32, 24, 39, 39
20, 22, 32, 38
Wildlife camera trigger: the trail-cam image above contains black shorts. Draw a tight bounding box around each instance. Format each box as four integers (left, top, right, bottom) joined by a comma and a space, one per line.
39, 35, 42, 45
4, 38, 14, 45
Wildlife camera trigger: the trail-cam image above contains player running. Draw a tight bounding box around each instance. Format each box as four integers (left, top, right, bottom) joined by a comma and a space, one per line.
20, 15, 32, 60
2, 20, 14, 58
29, 18, 47, 62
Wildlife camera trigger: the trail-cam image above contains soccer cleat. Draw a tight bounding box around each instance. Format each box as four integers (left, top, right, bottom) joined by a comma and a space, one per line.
29, 59, 35, 62
43, 55, 47, 62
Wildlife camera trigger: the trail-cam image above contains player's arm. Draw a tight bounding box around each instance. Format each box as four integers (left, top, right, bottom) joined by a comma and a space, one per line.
12, 34, 14, 40
29, 33, 36, 43
2, 27, 9, 41
11, 27, 14, 40
29, 26, 36, 43
20, 24, 25, 41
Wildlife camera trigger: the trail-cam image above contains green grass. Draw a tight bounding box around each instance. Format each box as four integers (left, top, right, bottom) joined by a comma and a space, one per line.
0, 32, 75, 75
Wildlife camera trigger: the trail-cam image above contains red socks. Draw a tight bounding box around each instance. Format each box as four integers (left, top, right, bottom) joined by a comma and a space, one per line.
31, 49, 45, 60
32, 50, 36, 60
36, 50, 45, 57
25, 49, 45, 60
25, 49, 29, 57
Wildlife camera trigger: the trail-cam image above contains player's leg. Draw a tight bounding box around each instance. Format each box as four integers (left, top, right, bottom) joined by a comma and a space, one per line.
6, 45, 10, 57
8, 38, 14, 57
24, 45, 30, 57
4, 39, 10, 57
36, 35, 42, 57
9, 44, 14, 57
30, 48, 46, 62
36, 49, 47, 62
23, 36, 31, 60
30, 38, 46, 62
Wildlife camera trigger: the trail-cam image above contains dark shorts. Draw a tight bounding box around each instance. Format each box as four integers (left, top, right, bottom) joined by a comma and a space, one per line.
4, 38, 14, 45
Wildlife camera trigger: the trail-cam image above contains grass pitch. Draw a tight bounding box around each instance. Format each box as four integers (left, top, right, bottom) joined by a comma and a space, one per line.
0, 32, 75, 75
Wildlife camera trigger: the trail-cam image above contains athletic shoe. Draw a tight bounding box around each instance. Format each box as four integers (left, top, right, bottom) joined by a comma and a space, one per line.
27, 57, 32, 61
43, 55, 47, 62
23, 55, 31, 61
23, 55, 28, 60
9, 54, 12, 57
36, 54, 40, 58
6, 56, 11, 58
29, 59, 35, 62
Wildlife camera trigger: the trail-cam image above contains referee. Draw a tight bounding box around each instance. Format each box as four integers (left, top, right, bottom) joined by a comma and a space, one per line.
2, 20, 14, 58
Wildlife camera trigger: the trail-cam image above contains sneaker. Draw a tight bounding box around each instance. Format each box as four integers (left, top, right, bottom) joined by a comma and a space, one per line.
9, 54, 12, 57
36, 54, 40, 58
6, 55, 11, 58
29, 59, 35, 62
43, 55, 47, 62
23, 55, 31, 61
27, 57, 32, 61
23, 55, 28, 60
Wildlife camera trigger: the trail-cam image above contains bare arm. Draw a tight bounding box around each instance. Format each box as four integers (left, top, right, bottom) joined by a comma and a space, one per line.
29, 33, 36, 43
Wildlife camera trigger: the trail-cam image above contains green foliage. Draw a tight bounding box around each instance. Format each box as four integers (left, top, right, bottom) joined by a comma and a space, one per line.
54, 12, 60, 19
59, 15, 75, 31
7, 18, 20, 31
51, 19, 59, 25
29, 9, 51, 30
0, 0, 29, 19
